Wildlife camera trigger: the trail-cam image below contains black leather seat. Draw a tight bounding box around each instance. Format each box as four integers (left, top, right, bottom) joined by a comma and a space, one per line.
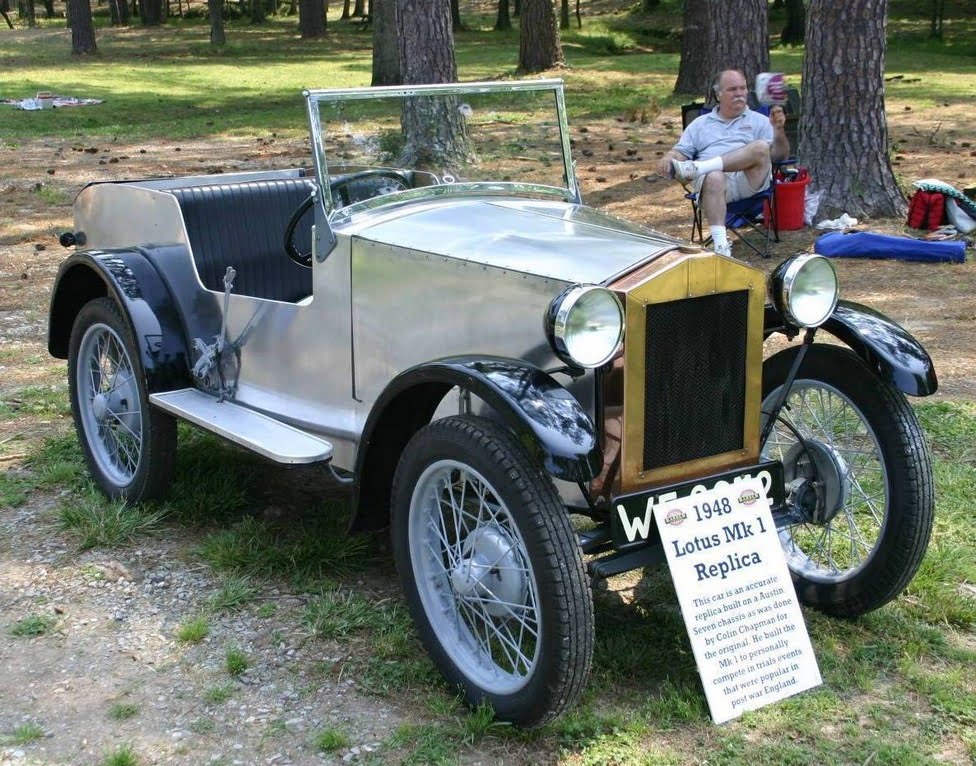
170, 178, 316, 303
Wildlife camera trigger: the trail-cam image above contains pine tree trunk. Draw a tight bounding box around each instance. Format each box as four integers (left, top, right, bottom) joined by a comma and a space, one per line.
299, 0, 325, 35
371, 0, 399, 84
395, 0, 470, 170
929, 0, 944, 40
209, 0, 225, 42
519, 0, 562, 73
142, 0, 162, 24
450, 0, 462, 31
780, 0, 804, 45
494, 0, 509, 30
674, 0, 768, 97
352, 0, 363, 15
340, 0, 348, 18
251, 0, 266, 23
801, 0, 904, 220
559, 0, 568, 29
69, 0, 98, 52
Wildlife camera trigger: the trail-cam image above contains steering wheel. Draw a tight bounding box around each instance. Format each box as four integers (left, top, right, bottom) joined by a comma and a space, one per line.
284, 192, 316, 267
329, 169, 412, 208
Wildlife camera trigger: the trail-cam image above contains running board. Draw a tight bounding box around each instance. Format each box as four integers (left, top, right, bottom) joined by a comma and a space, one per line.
149, 388, 333, 465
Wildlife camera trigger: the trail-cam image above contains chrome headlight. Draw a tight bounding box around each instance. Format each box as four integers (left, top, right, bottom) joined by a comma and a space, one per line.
545, 285, 624, 369
771, 254, 839, 328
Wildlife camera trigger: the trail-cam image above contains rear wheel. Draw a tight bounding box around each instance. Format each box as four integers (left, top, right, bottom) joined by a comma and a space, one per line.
391, 415, 593, 726
762, 344, 934, 617
68, 298, 176, 501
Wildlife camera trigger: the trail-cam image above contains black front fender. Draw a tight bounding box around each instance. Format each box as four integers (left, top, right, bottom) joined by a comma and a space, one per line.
48, 249, 192, 392
351, 356, 602, 532
765, 299, 938, 396
367, 356, 602, 482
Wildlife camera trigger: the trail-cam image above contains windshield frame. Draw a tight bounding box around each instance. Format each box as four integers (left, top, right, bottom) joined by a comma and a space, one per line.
303, 78, 580, 218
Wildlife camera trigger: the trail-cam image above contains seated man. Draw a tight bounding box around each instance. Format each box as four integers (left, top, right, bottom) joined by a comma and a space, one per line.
656, 69, 790, 257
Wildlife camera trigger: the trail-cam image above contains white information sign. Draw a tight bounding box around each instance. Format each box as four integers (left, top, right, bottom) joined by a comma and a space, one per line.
655, 477, 822, 723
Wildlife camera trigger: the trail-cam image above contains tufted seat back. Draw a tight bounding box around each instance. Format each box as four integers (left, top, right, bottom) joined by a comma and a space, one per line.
170, 178, 316, 303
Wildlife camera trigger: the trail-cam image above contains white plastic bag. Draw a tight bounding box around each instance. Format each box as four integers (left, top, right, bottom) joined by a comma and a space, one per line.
945, 198, 976, 234
804, 190, 823, 227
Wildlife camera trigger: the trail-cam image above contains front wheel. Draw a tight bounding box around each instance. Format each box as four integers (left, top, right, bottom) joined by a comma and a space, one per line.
391, 415, 593, 726
762, 344, 934, 617
68, 298, 176, 502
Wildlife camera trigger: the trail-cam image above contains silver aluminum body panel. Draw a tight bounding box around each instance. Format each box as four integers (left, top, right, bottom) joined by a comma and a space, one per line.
342, 197, 675, 285
150, 388, 333, 463
349, 235, 575, 404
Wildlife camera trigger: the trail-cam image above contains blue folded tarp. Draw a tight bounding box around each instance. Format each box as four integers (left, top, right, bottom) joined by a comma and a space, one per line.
815, 231, 966, 263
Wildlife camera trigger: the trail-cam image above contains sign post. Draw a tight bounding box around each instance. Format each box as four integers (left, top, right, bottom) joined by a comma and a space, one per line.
655, 477, 822, 723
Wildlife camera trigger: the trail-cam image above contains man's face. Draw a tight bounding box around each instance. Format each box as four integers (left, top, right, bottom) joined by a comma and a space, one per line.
717, 71, 749, 118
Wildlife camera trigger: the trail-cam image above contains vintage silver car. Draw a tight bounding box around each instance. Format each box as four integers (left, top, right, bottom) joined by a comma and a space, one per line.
49, 79, 936, 725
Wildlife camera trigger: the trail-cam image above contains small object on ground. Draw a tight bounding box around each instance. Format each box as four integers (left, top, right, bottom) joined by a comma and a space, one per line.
816, 213, 859, 230
924, 225, 958, 241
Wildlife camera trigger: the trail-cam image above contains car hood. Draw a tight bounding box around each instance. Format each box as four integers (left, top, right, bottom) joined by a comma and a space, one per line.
347, 197, 682, 285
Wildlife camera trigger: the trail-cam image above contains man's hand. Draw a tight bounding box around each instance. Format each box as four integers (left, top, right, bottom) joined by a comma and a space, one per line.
769, 105, 786, 131
655, 155, 674, 178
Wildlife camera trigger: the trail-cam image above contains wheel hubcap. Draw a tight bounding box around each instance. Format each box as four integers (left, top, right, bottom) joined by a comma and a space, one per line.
783, 440, 851, 525
450, 525, 527, 617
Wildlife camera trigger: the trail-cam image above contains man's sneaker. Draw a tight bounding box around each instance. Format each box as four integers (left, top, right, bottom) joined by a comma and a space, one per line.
713, 241, 732, 257
670, 158, 701, 181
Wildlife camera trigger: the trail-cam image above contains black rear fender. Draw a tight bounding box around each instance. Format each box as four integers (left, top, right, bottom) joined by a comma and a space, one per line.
48, 249, 192, 392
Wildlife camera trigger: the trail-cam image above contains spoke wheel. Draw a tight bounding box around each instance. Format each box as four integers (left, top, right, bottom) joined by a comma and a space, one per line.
762, 344, 934, 616
392, 415, 592, 726
68, 298, 176, 501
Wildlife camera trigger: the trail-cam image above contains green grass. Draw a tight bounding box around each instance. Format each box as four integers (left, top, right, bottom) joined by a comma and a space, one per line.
100, 743, 139, 766
57, 491, 168, 550
108, 702, 139, 721
312, 727, 350, 753
9, 614, 55, 637
175, 615, 210, 643
203, 684, 234, 704
0, 722, 45, 745
225, 645, 249, 676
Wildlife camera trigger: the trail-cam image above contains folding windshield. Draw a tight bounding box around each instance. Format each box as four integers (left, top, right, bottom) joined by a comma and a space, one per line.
305, 79, 579, 216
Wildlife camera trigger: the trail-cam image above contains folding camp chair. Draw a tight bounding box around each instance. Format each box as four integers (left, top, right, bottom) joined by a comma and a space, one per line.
686, 182, 776, 258
680, 92, 800, 258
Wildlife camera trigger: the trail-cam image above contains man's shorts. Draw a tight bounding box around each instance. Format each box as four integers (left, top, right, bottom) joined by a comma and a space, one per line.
693, 167, 772, 203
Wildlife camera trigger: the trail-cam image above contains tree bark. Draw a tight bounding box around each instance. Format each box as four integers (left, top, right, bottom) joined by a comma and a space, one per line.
450, 0, 463, 31
494, 0, 509, 30
209, 0, 225, 43
108, 0, 130, 24
340, 0, 348, 18
353, 0, 363, 15
519, 0, 562, 73
299, 0, 325, 35
395, 0, 470, 170
780, 0, 804, 45
69, 0, 97, 52
801, 0, 904, 220
371, 0, 399, 84
674, 0, 768, 97
141, 0, 163, 25
559, 0, 568, 29
929, 0, 944, 40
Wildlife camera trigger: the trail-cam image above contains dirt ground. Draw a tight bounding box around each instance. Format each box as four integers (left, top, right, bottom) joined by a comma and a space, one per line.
1, 73, 975, 766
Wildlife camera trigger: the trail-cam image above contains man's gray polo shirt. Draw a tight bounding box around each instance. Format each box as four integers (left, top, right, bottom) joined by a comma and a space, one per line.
674, 107, 773, 162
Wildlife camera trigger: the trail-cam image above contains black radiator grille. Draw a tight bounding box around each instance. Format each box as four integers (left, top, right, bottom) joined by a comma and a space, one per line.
642, 291, 748, 471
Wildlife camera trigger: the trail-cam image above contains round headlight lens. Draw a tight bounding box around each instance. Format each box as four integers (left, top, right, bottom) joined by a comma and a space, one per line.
776, 254, 839, 328
548, 285, 624, 369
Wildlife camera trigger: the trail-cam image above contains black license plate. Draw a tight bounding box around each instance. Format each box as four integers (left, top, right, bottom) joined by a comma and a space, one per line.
611, 461, 785, 549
